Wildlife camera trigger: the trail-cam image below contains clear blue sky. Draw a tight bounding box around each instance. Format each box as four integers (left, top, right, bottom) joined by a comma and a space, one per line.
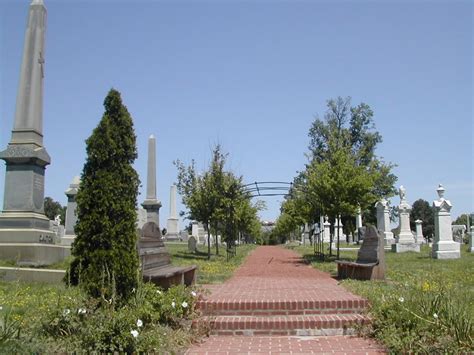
1, 0, 472, 228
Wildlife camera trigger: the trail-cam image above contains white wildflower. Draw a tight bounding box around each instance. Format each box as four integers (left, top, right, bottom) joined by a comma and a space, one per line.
398, 297, 404, 303
171, 301, 176, 308
63, 309, 71, 316
130, 330, 139, 338
0, 306, 3, 311
191, 291, 197, 297
156, 290, 162, 294
182, 301, 188, 308
78, 308, 87, 314
137, 319, 143, 327
433, 313, 438, 319
132, 288, 136, 293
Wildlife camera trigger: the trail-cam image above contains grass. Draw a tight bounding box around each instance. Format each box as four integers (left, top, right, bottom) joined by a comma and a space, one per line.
290, 242, 474, 353
166, 242, 256, 284
0, 242, 256, 352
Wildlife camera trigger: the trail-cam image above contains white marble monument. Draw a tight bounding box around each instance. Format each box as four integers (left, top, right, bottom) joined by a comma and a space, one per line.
375, 198, 395, 245
432, 184, 460, 259
469, 226, 474, 253
165, 185, 180, 241
62, 176, 80, 246
323, 216, 331, 243
392, 186, 420, 253
415, 219, 425, 244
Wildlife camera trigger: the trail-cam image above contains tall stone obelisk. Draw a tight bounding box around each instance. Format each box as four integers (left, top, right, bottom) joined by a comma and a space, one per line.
0, 0, 69, 265
166, 185, 180, 240
141, 135, 161, 226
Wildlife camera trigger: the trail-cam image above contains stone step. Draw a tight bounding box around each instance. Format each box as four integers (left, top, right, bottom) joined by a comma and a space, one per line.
195, 314, 370, 336
197, 298, 368, 316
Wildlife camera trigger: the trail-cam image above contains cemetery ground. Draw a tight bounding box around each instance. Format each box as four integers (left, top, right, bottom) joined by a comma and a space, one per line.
0, 243, 255, 353
289, 243, 474, 353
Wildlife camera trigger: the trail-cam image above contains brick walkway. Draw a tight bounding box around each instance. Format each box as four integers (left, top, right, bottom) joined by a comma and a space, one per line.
186, 246, 385, 354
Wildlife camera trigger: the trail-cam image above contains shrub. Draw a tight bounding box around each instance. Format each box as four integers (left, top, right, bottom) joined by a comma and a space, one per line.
67, 89, 140, 300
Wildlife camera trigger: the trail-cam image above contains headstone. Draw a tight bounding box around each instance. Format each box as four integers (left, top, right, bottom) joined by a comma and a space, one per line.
301, 223, 310, 245
335, 216, 345, 242
392, 186, 420, 253
432, 184, 460, 259
469, 226, 474, 253
451, 225, 466, 243
179, 230, 189, 242
323, 216, 331, 243
165, 185, 180, 241
375, 198, 395, 245
0, 0, 70, 265
64, 176, 80, 235
141, 135, 162, 225
188, 235, 197, 252
415, 219, 425, 244
355, 207, 363, 231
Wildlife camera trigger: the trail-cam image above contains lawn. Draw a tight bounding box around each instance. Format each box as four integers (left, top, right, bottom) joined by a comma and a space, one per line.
0, 242, 256, 352
290, 243, 474, 353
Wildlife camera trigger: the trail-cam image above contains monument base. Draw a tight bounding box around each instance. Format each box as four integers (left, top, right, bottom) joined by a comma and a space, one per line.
0, 243, 71, 266
384, 238, 396, 246
61, 235, 76, 246
432, 241, 460, 259
391, 243, 420, 253
165, 233, 180, 241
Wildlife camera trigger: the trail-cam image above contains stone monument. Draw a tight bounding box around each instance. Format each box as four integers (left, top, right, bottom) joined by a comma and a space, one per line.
432, 184, 460, 259
0, 0, 69, 265
165, 184, 180, 241
392, 186, 420, 253
335, 216, 344, 242
141, 135, 161, 227
414, 219, 425, 244
375, 198, 395, 245
469, 226, 474, 253
62, 176, 80, 246
323, 216, 331, 243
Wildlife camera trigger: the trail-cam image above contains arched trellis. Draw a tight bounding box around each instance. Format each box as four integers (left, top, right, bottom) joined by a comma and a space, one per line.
242, 181, 293, 198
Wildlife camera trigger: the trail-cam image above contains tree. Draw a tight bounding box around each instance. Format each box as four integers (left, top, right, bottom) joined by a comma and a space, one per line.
44, 197, 66, 225
410, 199, 435, 240
175, 145, 261, 258
67, 89, 140, 301
282, 97, 397, 256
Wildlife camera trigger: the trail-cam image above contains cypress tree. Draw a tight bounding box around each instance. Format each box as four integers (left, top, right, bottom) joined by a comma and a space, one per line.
67, 89, 140, 300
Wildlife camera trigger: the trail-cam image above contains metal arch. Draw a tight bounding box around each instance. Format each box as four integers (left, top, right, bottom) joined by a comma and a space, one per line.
242, 181, 294, 198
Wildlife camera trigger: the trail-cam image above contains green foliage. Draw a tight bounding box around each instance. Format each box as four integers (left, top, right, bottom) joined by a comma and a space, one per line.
43, 197, 66, 225
67, 89, 140, 300
276, 97, 397, 247
292, 244, 474, 353
175, 145, 262, 258
453, 213, 471, 228
410, 199, 435, 240
0, 281, 198, 353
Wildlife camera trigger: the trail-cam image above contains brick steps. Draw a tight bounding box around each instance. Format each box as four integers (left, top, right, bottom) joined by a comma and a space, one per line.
195, 314, 370, 336
197, 298, 368, 316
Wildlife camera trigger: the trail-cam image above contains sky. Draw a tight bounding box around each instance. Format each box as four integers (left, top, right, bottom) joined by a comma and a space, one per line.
0, 0, 472, 229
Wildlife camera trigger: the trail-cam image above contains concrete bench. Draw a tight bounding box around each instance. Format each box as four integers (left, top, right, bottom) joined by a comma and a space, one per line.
336, 225, 385, 280
139, 222, 197, 289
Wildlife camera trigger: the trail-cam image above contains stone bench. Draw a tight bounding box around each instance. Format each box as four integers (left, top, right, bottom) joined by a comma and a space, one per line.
336, 225, 385, 280
139, 222, 197, 289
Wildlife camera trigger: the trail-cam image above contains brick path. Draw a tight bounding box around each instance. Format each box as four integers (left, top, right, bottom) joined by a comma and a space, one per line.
186, 246, 385, 354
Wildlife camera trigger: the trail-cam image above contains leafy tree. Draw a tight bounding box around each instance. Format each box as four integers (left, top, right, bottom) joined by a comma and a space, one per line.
452, 214, 471, 228
282, 97, 397, 256
409, 199, 435, 240
43, 197, 66, 225
67, 89, 140, 301
175, 145, 261, 258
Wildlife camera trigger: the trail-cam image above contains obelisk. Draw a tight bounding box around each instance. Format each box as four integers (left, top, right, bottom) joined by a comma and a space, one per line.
141, 135, 161, 225
166, 185, 180, 241
0, 0, 68, 265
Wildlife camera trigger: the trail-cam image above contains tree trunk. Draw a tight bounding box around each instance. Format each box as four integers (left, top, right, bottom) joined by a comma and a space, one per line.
206, 223, 211, 260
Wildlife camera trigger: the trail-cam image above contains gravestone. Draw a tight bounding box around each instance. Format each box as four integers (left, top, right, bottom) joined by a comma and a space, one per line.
323, 216, 331, 243
180, 230, 189, 242
188, 235, 197, 253
415, 219, 425, 244
0, 0, 69, 265
375, 198, 395, 245
165, 185, 180, 241
469, 226, 474, 253
432, 184, 460, 259
392, 186, 420, 253
62, 176, 80, 246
